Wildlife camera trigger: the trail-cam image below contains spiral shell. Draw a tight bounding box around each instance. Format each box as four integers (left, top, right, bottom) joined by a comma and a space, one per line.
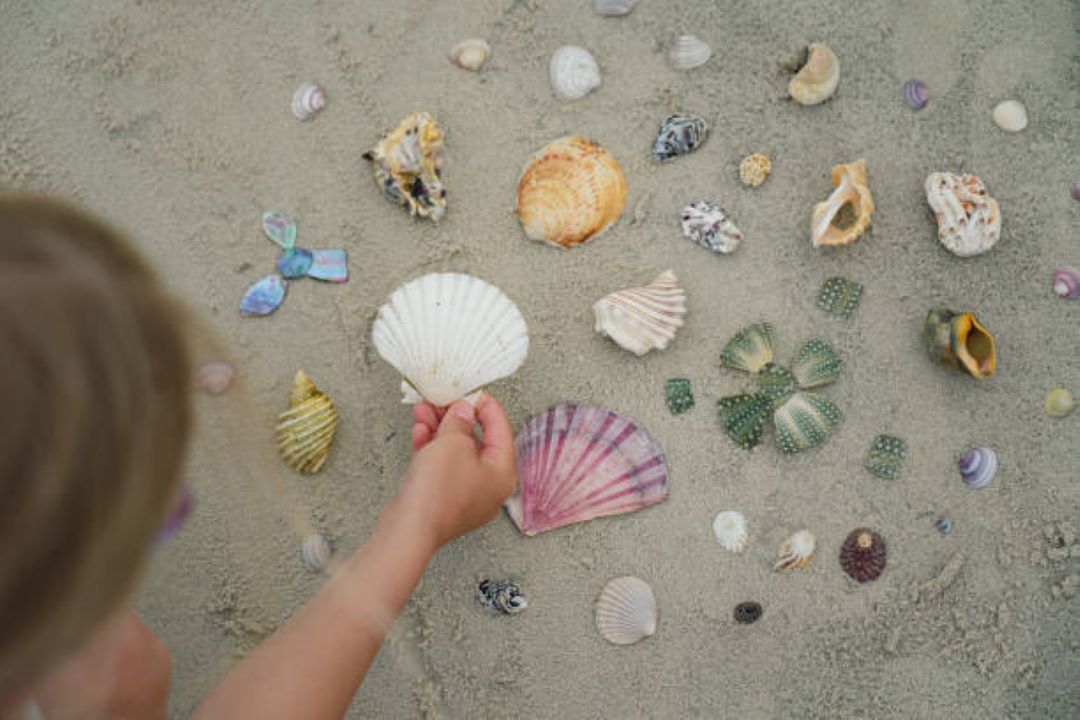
788, 43, 839, 106
291, 82, 326, 121
449, 38, 491, 71
549, 46, 601, 100
667, 35, 712, 69
958, 447, 997, 489
516, 136, 627, 248
276, 371, 338, 474
595, 577, 657, 645
1052, 267, 1080, 299
738, 153, 771, 188
903, 79, 929, 110
1044, 388, 1075, 417
594, 0, 636, 15
713, 510, 748, 553
593, 270, 687, 355
302, 533, 331, 569
811, 159, 874, 248
839, 528, 886, 582
774, 530, 815, 571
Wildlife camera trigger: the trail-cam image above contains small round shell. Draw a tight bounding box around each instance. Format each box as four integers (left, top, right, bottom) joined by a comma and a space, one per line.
667, 35, 712, 70
549, 46, 601, 100
196, 360, 235, 395
713, 510, 748, 552
1052, 267, 1080, 299
959, 447, 997, 489
774, 530, 815, 571
739, 153, 771, 188
594, 0, 636, 15
302, 533, 331, 570
992, 100, 1027, 132
1044, 388, 1074, 418
903, 80, 929, 110
788, 43, 839, 106
291, 82, 326, 121
449, 38, 491, 71
839, 528, 886, 582
595, 576, 657, 645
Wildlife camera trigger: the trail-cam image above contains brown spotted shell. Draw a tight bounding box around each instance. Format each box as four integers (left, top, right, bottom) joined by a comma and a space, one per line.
839, 528, 887, 582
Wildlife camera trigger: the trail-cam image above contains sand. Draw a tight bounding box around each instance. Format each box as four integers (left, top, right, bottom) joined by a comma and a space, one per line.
2, 0, 1079, 717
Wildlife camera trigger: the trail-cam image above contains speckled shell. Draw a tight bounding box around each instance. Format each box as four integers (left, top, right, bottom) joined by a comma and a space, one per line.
593, 270, 687, 355
276, 371, 338, 474
680, 201, 744, 254
667, 35, 712, 69
789, 43, 839, 106
713, 510, 748, 552
363, 112, 446, 221
992, 100, 1027, 132
302, 533, 331, 569
1044, 388, 1075, 417
516, 136, 627, 248
291, 82, 325, 120
449, 38, 491, 71
595, 577, 657, 645
594, 0, 637, 15
811, 159, 874, 248
775, 530, 815, 571
839, 528, 887, 582
1052, 268, 1080, 299
549, 45, 601, 100
739, 153, 771, 187
651, 113, 708, 161
196, 360, 235, 395
925, 172, 1001, 257
959, 447, 997, 489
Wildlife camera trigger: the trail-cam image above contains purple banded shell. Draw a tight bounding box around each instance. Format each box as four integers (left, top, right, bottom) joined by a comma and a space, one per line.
196, 360, 235, 395
240, 274, 287, 316
291, 82, 325, 121
306, 249, 348, 283
156, 485, 194, 544
505, 404, 670, 536
903, 79, 929, 110
959, 447, 997, 489
277, 248, 314, 279
1052, 267, 1080, 299
1072, 182, 1080, 201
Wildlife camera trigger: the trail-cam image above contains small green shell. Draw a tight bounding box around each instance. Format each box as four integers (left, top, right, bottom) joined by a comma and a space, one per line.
757, 363, 797, 407
791, 339, 842, 389
864, 434, 907, 479
718, 393, 771, 449
818, 277, 863, 318
1044, 388, 1075, 417
719, 323, 775, 374
772, 392, 841, 454
665, 378, 695, 415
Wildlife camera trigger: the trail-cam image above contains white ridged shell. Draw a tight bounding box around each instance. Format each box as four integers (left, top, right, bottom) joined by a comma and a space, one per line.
713, 510, 748, 552
667, 35, 712, 69
992, 100, 1027, 132
302, 533, 331, 569
371, 273, 529, 406
774, 530, 816, 571
449, 38, 491, 71
291, 82, 326, 120
594, 0, 636, 15
595, 576, 657, 645
549, 46, 601, 100
593, 270, 687, 356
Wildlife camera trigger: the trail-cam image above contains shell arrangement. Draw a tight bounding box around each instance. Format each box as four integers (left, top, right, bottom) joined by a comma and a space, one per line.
839, 528, 887, 582
371, 273, 529, 406
652, 113, 708, 162
680, 201, 744, 254
924, 308, 997, 380
593, 270, 687, 356
717, 324, 844, 453
549, 45, 602, 100
507, 404, 670, 536
595, 576, 657, 645
276, 371, 338, 474
516, 136, 627, 249
811, 159, 875, 248
788, 43, 840, 106
924, 172, 1002, 257
363, 112, 447, 221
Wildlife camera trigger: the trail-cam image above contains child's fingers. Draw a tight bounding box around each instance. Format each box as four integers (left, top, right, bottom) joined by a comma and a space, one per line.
412, 403, 440, 433
436, 400, 477, 439
411, 422, 432, 453
474, 392, 515, 468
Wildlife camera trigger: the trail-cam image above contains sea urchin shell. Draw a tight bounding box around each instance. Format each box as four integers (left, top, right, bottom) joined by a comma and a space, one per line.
733, 601, 763, 624
839, 528, 887, 582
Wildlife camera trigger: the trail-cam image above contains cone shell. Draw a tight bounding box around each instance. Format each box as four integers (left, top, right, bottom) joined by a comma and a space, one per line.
667, 35, 712, 69
925, 172, 1001, 257
775, 530, 815, 571
739, 153, 771, 187
372, 273, 529, 406
449, 38, 491, 71
789, 43, 840, 105
713, 510, 748, 552
291, 82, 325, 120
924, 308, 997, 380
839, 528, 886, 582
549, 46, 601, 100
811, 159, 874, 248
593, 270, 687, 355
516, 136, 627, 248
595, 577, 657, 645
276, 371, 338, 474
363, 112, 446, 221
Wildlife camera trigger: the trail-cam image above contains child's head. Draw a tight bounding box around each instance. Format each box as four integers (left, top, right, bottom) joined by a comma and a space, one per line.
0, 197, 193, 698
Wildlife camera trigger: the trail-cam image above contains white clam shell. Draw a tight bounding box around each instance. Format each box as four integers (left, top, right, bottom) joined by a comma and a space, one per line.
593, 270, 687, 356
595, 576, 657, 645
291, 82, 325, 121
667, 35, 712, 70
774, 529, 816, 571
302, 533, 331, 569
992, 99, 1028, 132
549, 45, 601, 100
449, 38, 491, 71
594, 0, 636, 15
372, 273, 529, 406
925, 172, 1001, 257
713, 510, 748, 552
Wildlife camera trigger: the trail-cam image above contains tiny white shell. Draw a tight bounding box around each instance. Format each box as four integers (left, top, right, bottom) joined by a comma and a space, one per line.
667, 35, 712, 70
713, 510, 748, 552
449, 38, 491, 71
593, 270, 687, 356
774, 529, 815, 571
302, 533, 331, 569
595, 576, 657, 645
291, 82, 326, 121
593, 0, 636, 15
550, 46, 602, 100
992, 100, 1028, 132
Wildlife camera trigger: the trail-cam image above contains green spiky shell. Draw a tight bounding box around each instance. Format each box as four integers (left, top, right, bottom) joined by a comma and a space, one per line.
665, 378, 695, 415
791, 339, 842, 389
773, 392, 841, 454
757, 363, 796, 407
719, 323, 775, 374
864, 434, 907, 479
818, 277, 863, 318
718, 393, 771, 449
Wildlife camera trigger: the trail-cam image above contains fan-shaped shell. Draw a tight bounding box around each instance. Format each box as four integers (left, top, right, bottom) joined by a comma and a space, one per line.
925, 172, 1001, 257
667, 35, 712, 69
719, 323, 775, 374
276, 371, 338, 474
371, 273, 529, 406
302, 533, 331, 569
506, 404, 670, 536
449, 38, 491, 71
363, 112, 446, 221
291, 82, 325, 120
594, 0, 636, 15
789, 43, 839, 106
595, 576, 657, 645
516, 136, 627, 249
593, 270, 687, 356
811, 159, 874, 248
549, 46, 601, 100
775, 530, 815, 571
713, 510, 748, 552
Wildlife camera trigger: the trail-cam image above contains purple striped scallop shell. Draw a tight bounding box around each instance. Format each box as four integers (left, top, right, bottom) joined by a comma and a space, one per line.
506, 404, 670, 535
959, 447, 997, 489
903, 80, 929, 111
1052, 267, 1080, 299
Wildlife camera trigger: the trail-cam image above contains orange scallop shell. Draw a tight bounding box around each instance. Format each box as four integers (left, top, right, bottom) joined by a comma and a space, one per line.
516, 136, 627, 249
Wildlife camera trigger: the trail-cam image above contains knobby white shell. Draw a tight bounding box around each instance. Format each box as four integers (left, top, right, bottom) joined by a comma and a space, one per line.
667, 35, 712, 69
371, 273, 529, 406
595, 576, 657, 645
550, 46, 601, 100
593, 270, 687, 356
302, 533, 331, 570
774, 529, 815, 571
925, 172, 1002, 257
291, 82, 326, 121
713, 510, 748, 552
449, 38, 491, 71
991, 100, 1027, 132
594, 0, 636, 15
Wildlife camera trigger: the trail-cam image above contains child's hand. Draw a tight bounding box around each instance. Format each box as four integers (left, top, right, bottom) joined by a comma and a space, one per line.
393, 392, 518, 549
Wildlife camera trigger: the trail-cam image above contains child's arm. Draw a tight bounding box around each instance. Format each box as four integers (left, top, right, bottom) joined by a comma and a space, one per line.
192, 393, 517, 720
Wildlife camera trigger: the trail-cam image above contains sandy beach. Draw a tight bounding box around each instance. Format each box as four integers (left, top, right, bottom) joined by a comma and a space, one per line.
2, 0, 1078, 717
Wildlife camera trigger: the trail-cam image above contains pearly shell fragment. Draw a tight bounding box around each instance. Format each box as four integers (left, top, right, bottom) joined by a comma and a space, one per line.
549, 45, 601, 100
713, 510, 748, 553
302, 533, 331, 569
593, 270, 687, 355
196, 360, 235, 395
775, 530, 815, 571
363, 113, 446, 221
291, 82, 326, 121
1052, 267, 1080, 299
1044, 388, 1074, 417
595, 576, 657, 645
667, 35, 712, 69
925, 172, 1001, 257
788, 43, 840, 106
992, 100, 1027, 132
739, 153, 771, 188
958, 447, 997, 489
239, 274, 286, 316
680, 201, 744, 254
276, 371, 338, 474
594, 0, 636, 16
651, 113, 708, 161
903, 80, 929, 110
811, 159, 874, 248
449, 38, 491, 71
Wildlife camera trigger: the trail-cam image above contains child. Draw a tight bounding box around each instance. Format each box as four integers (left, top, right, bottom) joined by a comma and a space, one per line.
0, 197, 518, 719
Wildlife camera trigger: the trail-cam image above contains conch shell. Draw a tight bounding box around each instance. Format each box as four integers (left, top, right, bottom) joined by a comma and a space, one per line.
593, 270, 687, 355
276, 370, 338, 474
811, 159, 874, 248
788, 43, 839, 106
924, 308, 997, 380
362, 113, 446, 221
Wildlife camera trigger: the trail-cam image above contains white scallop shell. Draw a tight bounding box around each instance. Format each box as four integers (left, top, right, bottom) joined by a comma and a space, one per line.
372, 273, 529, 406
594, 0, 637, 15
550, 46, 601, 100
302, 533, 331, 569
593, 270, 687, 356
291, 82, 326, 121
667, 35, 712, 70
712, 510, 748, 552
595, 576, 657, 645
992, 99, 1027, 132
449, 38, 491, 71
774, 529, 815, 571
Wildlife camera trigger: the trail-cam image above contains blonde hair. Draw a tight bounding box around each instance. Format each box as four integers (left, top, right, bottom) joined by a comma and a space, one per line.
0, 197, 193, 698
